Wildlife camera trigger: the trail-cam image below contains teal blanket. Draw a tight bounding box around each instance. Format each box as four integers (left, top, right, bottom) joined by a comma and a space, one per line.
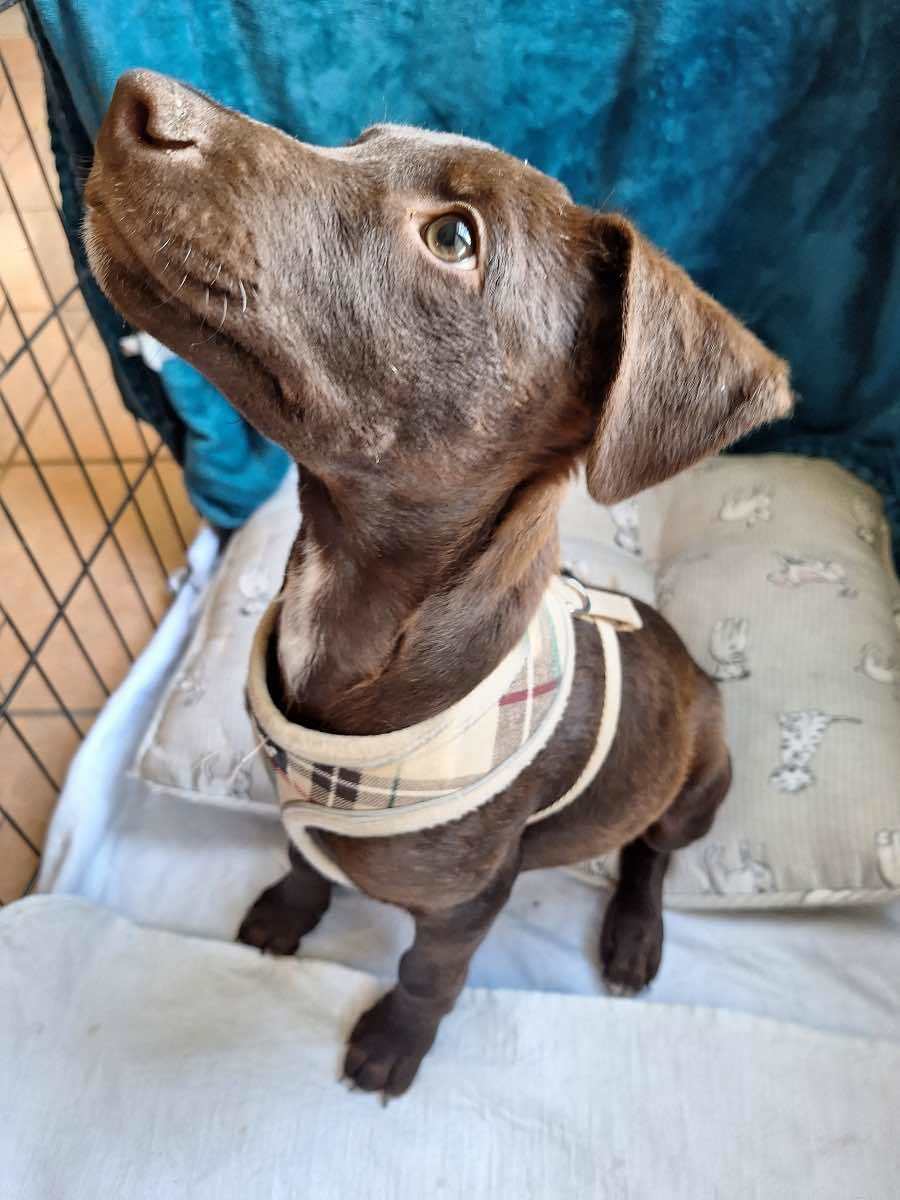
28, 1, 900, 547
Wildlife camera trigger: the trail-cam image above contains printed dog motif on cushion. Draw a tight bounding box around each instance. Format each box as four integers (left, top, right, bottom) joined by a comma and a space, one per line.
856, 642, 898, 687
767, 554, 856, 597
704, 841, 774, 895
769, 709, 861, 793
609, 497, 641, 556
191, 749, 254, 799
856, 642, 900, 703
174, 657, 207, 708
709, 617, 750, 681
719, 486, 772, 528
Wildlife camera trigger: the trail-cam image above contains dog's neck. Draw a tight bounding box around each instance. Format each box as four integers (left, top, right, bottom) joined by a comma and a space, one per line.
276, 468, 565, 735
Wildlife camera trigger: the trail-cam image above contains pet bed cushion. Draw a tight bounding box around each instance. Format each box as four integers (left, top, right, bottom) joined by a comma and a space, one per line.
134, 456, 900, 908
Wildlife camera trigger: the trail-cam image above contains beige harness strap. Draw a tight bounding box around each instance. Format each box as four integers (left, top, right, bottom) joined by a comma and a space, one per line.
261, 575, 642, 888
526, 577, 642, 826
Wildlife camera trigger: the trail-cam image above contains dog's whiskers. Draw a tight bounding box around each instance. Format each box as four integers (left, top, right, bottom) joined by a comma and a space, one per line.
188, 287, 215, 348
200, 294, 229, 343
156, 236, 171, 254
238, 278, 248, 314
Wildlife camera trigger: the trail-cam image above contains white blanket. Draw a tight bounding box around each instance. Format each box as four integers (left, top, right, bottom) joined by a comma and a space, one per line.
2, 896, 898, 1200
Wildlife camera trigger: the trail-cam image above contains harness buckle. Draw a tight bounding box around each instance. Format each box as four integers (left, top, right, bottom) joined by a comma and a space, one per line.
559, 569, 592, 617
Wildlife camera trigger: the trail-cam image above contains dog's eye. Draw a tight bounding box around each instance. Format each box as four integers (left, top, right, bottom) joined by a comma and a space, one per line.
423, 214, 477, 269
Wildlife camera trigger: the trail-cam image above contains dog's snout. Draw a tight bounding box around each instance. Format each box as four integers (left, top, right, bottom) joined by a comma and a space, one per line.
117, 89, 193, 152
99, 69, 207, 167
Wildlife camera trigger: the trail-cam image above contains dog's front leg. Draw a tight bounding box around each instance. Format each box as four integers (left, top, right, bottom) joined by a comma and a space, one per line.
238, 843, 332, 955
344, 847, 521, 1098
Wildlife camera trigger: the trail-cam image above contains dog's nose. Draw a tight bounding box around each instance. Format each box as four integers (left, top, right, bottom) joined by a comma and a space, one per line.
98, 69, 211, 168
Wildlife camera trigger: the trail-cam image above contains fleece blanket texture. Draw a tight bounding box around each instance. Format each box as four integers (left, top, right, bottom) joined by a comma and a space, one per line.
24, 0, 900, 545
3, 896, 899, 1200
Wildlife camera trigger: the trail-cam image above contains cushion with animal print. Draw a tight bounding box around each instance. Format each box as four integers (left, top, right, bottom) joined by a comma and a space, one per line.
135, 469, 301, 813
137, 456, 900, 907
563, 455, 900, 907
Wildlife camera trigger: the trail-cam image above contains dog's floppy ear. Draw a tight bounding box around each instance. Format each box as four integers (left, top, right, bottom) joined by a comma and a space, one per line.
582, 214, 792, 504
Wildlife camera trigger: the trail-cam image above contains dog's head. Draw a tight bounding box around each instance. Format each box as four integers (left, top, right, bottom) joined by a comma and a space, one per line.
85, 70, 791, 507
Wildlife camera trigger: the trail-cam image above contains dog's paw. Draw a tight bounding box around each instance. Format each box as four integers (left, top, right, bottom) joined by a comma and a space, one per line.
599, 894, 663, 996
343, 991, 438, 1098
237, 885, 322, 956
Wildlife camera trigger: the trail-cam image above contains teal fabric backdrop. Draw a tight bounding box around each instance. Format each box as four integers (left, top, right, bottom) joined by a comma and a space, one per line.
27, 1, 900, 546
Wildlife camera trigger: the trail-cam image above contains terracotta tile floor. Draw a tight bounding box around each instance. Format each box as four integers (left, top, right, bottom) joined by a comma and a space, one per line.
0, 12, 200, 901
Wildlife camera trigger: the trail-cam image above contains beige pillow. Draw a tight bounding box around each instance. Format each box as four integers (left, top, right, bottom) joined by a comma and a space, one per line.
563, 456, 900, 906
135, 471, 299, 814
136, 457, 900, 907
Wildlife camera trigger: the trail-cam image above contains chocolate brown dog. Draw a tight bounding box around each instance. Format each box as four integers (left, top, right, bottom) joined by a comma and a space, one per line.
85, 70, 791, 1097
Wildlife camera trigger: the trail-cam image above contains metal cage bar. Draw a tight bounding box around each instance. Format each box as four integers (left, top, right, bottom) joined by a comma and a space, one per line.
0, 18, 199, 902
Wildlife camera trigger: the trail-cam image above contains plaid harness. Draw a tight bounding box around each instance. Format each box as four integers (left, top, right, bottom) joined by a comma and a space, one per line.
247, 576, 642, 887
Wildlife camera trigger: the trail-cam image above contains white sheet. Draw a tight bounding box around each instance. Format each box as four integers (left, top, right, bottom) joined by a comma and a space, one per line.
38, 532, 900, 1043
2, 896, 898, 1200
